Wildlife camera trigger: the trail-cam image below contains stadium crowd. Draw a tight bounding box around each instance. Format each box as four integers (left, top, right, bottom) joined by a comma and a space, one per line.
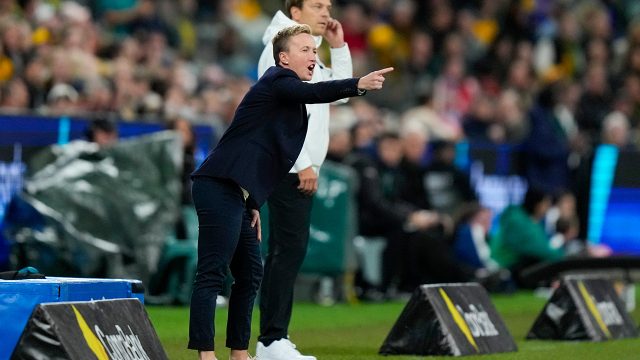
2, 0, 639, 297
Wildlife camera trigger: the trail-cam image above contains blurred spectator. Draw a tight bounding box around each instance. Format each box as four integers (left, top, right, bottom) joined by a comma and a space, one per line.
474, 33, 516, 94
505, 58, 536, 111
549, 215, 583, 256
462, 93, 500, 144
401, 85, 458, 141
350, 119, 377, 154
399, 120, 428, 167
366, 0, 412, 70
553, 80, 583, 158
348, 132, 419, 295
215, 21, 253, 77
85, 117, 118, 147
415, 139, 477, 218
199, 0, 267, 79
364, 0, 415, 109
326, 124, 354, 164
347, 132, 471, 298
440, 32, 469, 67
83, 78, 115, 112
0, 77, 30, 112
523, 82, 571, 195
415, 1, 455, 52
622, 74, 640, 127
197, 85, 229, 138
339, 0, 371, 61
452, 204, 500, 272
166, 116, 195, 239
544, 190, 578, 237
490, 187, 564, 284
43, 82, 79, 116
495, 89, 528, 144
169, 0, 198, 58
575, 64, 614, 145
455, 8, 485, 64
0, 18, 32, 78
404, 30, 436, 93
585, 38, 611, 70
23, 53, 50, 109
623, 44, 640, 77
167, 116, 195, 202
140, 30, 174, 79
349, 98, 384, 153
601, 110, 634, 149
533, 9, 583, 82
432, 56, 479, 140
582, 5, 613, 43
0, 37, 14, 83
93, 0, 177, 45
396, 120, 429, 206
472, 1, 500, 47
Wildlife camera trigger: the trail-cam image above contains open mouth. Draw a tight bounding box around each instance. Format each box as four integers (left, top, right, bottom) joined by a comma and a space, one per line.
308, 64, 315, 72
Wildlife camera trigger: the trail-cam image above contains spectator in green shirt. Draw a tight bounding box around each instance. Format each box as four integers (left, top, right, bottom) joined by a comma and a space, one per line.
491, 187, 564, 283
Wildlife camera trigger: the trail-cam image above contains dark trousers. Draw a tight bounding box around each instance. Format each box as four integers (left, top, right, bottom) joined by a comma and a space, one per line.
188, 177, 263, 351
259, 174, 312, 345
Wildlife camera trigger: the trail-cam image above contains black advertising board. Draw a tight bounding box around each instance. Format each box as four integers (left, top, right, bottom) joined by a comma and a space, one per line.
11, 299, 168, 360
527, 276, 638, 341
380, 283, 517, 356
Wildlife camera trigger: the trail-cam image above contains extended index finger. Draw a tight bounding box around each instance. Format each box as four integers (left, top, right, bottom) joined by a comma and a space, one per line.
375, 67, 394, 75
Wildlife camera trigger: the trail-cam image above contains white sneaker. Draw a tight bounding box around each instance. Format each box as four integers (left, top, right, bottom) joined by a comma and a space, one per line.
256, 339, 316, 360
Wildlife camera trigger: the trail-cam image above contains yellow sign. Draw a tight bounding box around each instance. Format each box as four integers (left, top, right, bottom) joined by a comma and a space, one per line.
577, 281, 611, 339
439, 288, 478, 352
72, 305, 109, 360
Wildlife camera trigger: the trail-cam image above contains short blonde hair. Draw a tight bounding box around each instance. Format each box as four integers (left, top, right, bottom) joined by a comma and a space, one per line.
272, 24, 312, 65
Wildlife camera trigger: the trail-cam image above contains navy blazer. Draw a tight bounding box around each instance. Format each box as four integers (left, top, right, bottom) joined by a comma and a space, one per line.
192, 66, 361, 209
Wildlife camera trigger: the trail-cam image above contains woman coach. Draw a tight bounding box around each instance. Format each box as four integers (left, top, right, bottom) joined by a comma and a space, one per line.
187, 24, 392, 360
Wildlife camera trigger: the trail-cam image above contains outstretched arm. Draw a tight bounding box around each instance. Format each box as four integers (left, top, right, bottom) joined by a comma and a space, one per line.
273, 67, 394, 103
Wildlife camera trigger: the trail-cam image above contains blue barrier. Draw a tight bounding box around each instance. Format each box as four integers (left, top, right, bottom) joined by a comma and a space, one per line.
0, 276, 144, 358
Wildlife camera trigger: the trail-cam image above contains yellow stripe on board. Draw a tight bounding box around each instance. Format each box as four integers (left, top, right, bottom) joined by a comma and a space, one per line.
439, 288, 478, 352
577, 281, 611, 339
72, 305, 109, 360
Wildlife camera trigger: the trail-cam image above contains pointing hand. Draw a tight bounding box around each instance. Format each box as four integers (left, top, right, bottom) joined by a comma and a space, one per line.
357, 67, 394, 91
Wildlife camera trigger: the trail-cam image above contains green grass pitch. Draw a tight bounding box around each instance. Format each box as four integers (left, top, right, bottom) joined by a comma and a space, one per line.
147, 291, 640, 359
